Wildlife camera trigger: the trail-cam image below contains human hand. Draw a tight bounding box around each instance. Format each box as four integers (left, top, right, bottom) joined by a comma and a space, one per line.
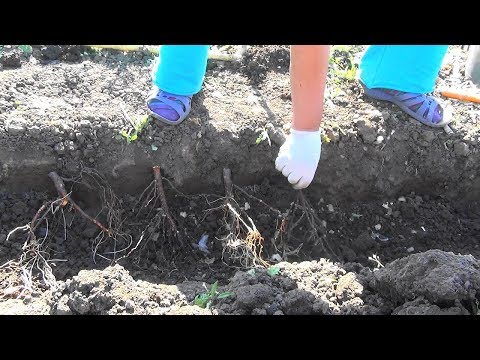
275, 129, 322, 190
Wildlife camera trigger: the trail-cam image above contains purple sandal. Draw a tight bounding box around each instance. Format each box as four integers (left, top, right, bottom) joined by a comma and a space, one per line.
360, 81, 452, 127
146, 87, 192, 126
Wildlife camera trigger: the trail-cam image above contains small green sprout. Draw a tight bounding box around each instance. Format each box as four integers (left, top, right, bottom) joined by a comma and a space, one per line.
18, 45, 32, 54
194, 281, 234, 309
321, 133, 331, 143
329, 45, 358, 82
267, 266, 280, 277
255, 128, 271, 146
120, 115, 150, 143
336, 65, 357, 81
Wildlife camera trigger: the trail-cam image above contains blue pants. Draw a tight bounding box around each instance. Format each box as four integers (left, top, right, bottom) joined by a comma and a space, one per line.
359, 45, 448, 93
152, 45, 210, 96
152, 45, 448, 95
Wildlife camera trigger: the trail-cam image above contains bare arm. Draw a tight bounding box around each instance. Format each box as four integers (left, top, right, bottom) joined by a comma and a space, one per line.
290, 45, 330, 131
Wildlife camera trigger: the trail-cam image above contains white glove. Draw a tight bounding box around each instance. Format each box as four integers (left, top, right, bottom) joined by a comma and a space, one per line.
275, 129, 322, 190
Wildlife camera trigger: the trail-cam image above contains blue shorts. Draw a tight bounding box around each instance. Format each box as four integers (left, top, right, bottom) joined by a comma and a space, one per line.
152, 45, 449, 95
358, 45, 448, 93
152, 45, 210, 95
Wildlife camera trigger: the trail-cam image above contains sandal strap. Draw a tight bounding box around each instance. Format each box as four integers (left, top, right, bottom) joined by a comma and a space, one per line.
147, 89, 192, 118
396, 92, 423, 102
416, 100, 431, 120
360, 80, 450, 127
400, 93, 442, 124
426, 98, 440, 122
157, 93, 190, 116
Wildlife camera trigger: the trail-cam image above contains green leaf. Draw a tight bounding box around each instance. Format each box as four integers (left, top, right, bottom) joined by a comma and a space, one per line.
130, 133, 138, 141
19, 45, 32, 54
267, 266, 280, 277
135, 115, 150, 132
321, 133, 331, 143
194, 293, 210, 308
140, 115, 149, 126
217, 292, 234, 299
210, 281, 218, 297
256, 135, 263, 144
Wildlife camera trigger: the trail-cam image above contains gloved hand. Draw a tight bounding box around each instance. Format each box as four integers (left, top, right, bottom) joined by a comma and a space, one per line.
275, 129, 322, 190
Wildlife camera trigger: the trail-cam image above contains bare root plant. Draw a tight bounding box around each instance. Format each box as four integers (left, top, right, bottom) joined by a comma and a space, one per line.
67, 166, 133, 264
122, 166, 191, 269
274, 191, 339, 260
49, 166, 133, 263
231, 183, 303, 260
219, 168, 270, 269
1, 169, 122, 294
224, 179, 338, 262
3, 197, 67, 296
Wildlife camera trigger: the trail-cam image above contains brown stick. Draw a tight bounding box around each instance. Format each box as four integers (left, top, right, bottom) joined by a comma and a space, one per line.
223, 168, 242, 220
152, 166, 178, 236
48, 171, 111, 236
30, 203, 49, 233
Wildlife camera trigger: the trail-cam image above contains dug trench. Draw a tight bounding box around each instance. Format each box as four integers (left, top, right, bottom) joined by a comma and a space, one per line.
0, 45, 479, 315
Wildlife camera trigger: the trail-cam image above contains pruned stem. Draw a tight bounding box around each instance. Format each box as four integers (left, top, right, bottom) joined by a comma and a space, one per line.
152, 166, 180, 241
48, 171, 111, 236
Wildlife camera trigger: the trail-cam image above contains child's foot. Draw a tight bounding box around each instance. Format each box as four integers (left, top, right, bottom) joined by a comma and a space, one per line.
360, 81, 452, 127
146, 87, 192, 125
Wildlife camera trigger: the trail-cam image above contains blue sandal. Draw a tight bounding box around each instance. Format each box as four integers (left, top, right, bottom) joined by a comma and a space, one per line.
360, 81, 452, 128
146, 87, 192, 126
